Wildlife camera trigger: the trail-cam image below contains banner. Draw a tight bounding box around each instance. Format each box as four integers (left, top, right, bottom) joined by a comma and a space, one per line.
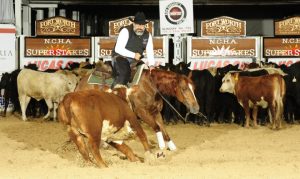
275, 16, 300, 36
201, 16, 246, 37
0, 24, 16, 74
20, 36, 92, 71
264, 37, 300, 57
191, 38, 256, 58
25, 37, 91, 57
36, 16, 80, 36
189, 58, 253, 70
108, 17, 154, 37
188, 37, 259, 59
187, 36, 259, 70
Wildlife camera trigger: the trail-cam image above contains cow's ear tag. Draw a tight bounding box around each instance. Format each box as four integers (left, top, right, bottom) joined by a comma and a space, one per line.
234, 76, 238, 81
293, 76, 297, 82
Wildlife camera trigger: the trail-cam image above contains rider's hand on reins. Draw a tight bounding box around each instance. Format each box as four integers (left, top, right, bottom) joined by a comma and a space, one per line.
149, 66, 155, 74
134, 53, 142, 61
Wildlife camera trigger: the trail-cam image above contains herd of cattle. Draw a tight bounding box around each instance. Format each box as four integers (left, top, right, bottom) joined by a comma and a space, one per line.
0, 60, 300, 167
1, 61, 300, 127
160, 62, 299, 129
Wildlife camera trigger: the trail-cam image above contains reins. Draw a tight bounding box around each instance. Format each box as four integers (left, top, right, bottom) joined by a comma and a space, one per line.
156, 90, 188, 123
147, 69, 208, 124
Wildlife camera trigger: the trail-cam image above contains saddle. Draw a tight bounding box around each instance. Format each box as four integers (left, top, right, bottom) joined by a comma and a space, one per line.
88, 70, 114, 86
87, 62, 146, 87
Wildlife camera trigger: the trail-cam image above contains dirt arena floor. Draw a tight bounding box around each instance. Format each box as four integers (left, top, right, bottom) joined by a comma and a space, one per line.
1, 114, 300, 178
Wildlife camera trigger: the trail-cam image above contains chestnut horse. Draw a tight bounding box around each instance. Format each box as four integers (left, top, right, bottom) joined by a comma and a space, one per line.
76, 68, 200, 151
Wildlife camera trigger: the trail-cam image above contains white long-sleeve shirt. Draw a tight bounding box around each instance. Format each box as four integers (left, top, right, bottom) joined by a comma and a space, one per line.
114, 28, 155, 67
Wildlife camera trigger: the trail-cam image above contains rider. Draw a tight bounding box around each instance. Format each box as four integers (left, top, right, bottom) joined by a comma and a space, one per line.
111, 11, 155, 88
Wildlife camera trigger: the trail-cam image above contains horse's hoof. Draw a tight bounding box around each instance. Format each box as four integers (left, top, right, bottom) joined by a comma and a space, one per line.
167, 140, 176, 151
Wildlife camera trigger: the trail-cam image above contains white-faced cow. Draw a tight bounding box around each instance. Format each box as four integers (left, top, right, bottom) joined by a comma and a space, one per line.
17, 69, 78, 121
220, 72, 286, 129
58, 87, 154, 168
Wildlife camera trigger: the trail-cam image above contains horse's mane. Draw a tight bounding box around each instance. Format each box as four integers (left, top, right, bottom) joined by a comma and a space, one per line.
147, 69, 190, 96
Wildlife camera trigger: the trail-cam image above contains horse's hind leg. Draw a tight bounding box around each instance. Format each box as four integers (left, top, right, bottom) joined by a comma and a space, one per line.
108, 141, 138, 162
68, 126, 90, 162
87, 135, 108, 168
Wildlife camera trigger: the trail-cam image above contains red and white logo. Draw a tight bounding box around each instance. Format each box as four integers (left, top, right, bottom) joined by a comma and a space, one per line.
165, 2, 187, 25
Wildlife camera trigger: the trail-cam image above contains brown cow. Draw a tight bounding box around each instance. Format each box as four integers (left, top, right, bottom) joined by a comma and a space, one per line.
220, 73, 286, 129
58, 88, 153, 168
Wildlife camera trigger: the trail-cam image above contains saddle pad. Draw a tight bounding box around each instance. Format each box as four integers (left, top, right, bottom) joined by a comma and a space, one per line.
87, 73, 114, 86
129, 64, 146, 87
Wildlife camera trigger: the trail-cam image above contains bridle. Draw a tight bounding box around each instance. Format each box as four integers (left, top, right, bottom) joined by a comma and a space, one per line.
148, 70, 208, 124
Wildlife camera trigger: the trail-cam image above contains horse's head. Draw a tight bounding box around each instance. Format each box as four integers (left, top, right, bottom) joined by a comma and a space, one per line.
147, 70, 199, 114
175, 75, 199, 114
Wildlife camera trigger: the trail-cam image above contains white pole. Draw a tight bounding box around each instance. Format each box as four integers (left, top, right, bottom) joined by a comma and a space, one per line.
48, 7, 56, 17
36, 10, 44, 20
72, 11, 79, 21
22, 6, 31, 36
59, 9, 66, 17
15, 0, 22, 35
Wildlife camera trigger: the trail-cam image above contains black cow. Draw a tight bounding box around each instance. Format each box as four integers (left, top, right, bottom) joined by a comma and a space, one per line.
214, 73, 245, 124
188, 69, 215, 124
280, 62, 300, 123
0, 70, 21, 116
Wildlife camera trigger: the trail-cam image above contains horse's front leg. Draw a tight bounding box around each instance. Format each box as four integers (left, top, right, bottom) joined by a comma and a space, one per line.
135, 108, 176, 151
154, 112, 176, 151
